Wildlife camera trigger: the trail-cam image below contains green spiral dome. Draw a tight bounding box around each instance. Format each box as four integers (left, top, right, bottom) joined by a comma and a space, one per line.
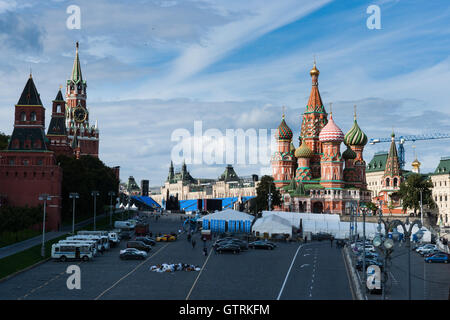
344, 119, 367, 146
276, 118, 293, 140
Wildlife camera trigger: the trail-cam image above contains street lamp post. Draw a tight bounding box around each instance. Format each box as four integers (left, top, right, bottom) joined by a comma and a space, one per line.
361, 206, 369, 286
38, 194, 52, 257
108, 191, 116, 228
69, 192, 79, 234
268, 184, 272, 212
419, 190, 423, 226
91, 191, 100, 231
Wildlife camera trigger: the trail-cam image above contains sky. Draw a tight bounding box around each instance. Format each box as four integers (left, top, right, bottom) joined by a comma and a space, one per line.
0, 0, 449, 187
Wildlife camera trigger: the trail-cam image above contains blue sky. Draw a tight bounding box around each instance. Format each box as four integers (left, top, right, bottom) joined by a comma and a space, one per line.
0, 0, 449, 186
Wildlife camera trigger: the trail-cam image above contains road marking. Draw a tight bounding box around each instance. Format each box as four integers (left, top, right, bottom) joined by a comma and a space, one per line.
94, 243, 170, 300
300, 264, 310, 268
185, 248, 213, 300
276, 244, 304, 300
303, 254, 310, 257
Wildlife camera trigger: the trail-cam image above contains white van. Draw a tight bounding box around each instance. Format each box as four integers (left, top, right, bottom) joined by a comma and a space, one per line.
67, 235, 108, 251
76, 232, 111, 250
51, 243, 94, 262
114, 221, 136, 230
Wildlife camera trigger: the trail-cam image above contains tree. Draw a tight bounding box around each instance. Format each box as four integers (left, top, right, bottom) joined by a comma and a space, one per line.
0, 132, 10, 150
57, 155, 119, 223
397, 173, 436, 217
366, 201, 378, 215
254, 175, 281, 214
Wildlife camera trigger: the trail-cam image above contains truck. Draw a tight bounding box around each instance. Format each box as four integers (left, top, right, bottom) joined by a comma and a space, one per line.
134, 223, 149, 237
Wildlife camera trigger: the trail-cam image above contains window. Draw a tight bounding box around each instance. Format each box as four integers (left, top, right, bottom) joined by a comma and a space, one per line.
56, 105, 61, 113
23, 160, 29, 166
394, 178, 398, 187
30, 112, 36, 121
386, 178, 390, 187
20, 112, 26, 121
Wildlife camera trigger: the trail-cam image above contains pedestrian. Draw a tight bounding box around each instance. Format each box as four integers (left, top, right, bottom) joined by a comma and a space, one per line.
187, 233, 191, 242
192, 240, 196, 249
203, 247, 208, 256
330, 236, 333, 247
304, 235, 307, 243
149, 231, 153, 238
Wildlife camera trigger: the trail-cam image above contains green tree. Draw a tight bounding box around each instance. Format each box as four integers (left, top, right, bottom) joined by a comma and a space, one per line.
397, 173, 436, 217
0, 132, 10, 150
366, 201, 378, 215
254, 175, 281, 214
57, 155, 119, 223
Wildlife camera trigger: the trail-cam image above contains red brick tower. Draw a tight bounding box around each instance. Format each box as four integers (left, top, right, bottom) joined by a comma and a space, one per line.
66, 42, 99, 157
47, 88, 73, 157
0, 75, 63, 231
300, 61, 328, 179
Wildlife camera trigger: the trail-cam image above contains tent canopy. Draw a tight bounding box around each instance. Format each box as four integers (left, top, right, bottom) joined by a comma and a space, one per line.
198, 209, 254, 222
252, 214, 292, 237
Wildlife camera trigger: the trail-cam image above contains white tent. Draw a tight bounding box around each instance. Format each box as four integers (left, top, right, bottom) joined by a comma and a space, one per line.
198, 209, 254, 222
252, 215, 293, 237
131, 204, 138, 211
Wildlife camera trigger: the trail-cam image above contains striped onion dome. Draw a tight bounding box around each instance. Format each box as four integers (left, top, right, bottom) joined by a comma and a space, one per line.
342, 146, 357, 160
344, 118, 367, 146
319, 114, 344, 143
275, 117, 293, 141
295, 140, 314, 158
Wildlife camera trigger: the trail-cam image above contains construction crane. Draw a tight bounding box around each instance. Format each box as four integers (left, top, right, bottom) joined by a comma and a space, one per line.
369, 133, 450, 170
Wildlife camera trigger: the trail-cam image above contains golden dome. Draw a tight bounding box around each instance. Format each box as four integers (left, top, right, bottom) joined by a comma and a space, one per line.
310, 62, 319, 77
412, 158, 421, 168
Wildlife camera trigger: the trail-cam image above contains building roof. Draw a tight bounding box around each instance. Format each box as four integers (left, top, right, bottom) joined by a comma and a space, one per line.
219, 164, 240, 182
17, 76, 43, 106
344, 116, 367, 146
384, 134, 401, 177
367, 152, 388, 172
306, 62, 326, 113
71, 42, 83, 83
8, 127, 48, 151
295, 140, 314, 158
433, 157, 450, 175
54, 89, 64, 102
342, 146, 357, 160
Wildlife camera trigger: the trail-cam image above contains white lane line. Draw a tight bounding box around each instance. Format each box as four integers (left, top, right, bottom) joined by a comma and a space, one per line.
185, 248, 213, 300
94, 243, 170, 300
300, 264, 310, 268
277, 244, 304, 300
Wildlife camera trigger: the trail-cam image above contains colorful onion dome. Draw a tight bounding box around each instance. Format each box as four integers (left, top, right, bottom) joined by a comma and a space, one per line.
342, 146, 357, 160
275, 116, 293, 140
319, 114, 344, 142
295, 140, 314, 158
344, 119, 368, 146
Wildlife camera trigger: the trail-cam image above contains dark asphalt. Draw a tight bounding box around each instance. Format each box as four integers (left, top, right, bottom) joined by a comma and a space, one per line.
0, 215, 353, 300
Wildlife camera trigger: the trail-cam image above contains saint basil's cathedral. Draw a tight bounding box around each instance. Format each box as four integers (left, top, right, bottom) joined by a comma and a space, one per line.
0, 43, 104, 231
271, 62, 372, 214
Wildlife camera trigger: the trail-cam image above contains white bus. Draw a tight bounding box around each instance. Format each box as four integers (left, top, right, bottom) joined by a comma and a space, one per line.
51, 243, 94, 262
58, 240, 98, 256
67, 235, 108, 251
78, 230, 118, 247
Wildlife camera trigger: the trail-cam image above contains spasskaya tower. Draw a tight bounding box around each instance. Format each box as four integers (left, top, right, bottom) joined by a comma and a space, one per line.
66, 42, 99, 157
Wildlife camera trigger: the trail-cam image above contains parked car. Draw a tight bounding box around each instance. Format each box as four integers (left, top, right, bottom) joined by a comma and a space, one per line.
417, 245, 437, 255
249, 240, 276, 250
135, 236, 156, 246
126, 241, 152, 252
156, 234, 177, 242
224, 239, 248, 250
424, 253, 449, 263
423, 249, 442, 258
356, 258, 383, 271
119, 231, 133, 240
357, 252, 379, 260
416, 244, 436, 252
213, 237, 238, 248
120, 248, 147, 260
216, 243, 241, 254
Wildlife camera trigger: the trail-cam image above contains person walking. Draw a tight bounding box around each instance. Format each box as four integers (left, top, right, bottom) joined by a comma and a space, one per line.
330, 236, 333, 247
192, 239, 196, 249
203, 247, 208, 256
304, 235, 307, 243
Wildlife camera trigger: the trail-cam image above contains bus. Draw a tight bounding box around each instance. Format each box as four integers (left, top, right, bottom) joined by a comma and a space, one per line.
67, 235, 108, 252
51, 243, 94, 262
58, 240, 98, 256
78, 230, 118, 247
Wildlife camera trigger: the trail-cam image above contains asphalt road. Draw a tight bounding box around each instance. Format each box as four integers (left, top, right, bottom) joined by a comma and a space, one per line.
0, 215, 353, 300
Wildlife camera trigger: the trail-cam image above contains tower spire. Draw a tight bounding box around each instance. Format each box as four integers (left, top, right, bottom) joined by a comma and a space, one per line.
71, 41, 83, 83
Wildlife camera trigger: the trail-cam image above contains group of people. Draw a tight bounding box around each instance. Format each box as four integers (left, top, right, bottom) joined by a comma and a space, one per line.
149, 263, 201, 273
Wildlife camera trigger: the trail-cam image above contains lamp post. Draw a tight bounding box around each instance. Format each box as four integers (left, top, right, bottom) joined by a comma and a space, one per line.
419, 189, 423, 226
91, 191, 100, 231
108, 191, 116, 228
69, 192, 79, 234
361, 205, 369, 285
39, 194, 51, 257
268, 183, 272, 212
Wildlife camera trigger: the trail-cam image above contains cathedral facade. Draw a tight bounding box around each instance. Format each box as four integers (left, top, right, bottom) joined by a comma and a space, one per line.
271, 63, 372, 214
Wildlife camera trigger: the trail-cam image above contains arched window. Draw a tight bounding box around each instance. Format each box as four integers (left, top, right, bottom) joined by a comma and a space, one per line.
20, 112, 26, 121
393, 178, 398, 187
30, 112, 36, 121
386, 178, 390, 187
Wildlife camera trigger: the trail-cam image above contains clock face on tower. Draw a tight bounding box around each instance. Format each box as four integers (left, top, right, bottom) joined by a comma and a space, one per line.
73, 107, 87, 123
